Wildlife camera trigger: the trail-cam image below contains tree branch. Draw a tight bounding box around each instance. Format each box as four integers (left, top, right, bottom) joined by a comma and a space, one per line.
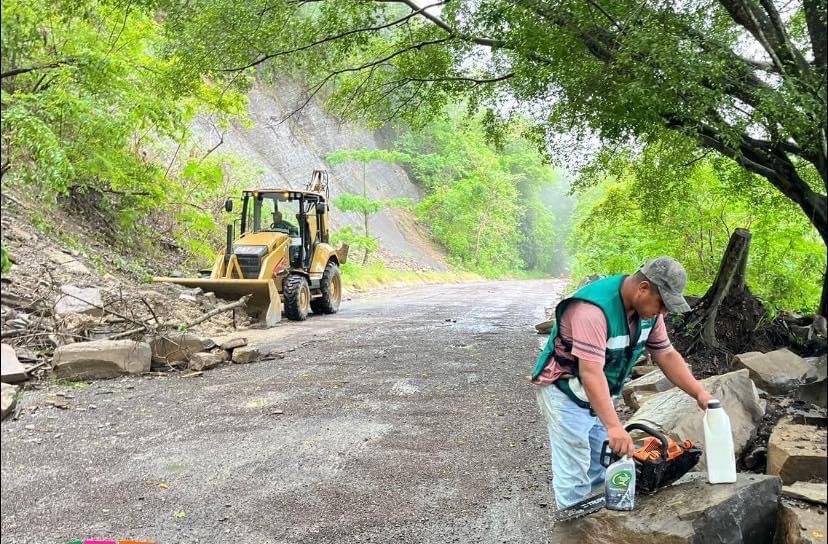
217, 0, 449, 72
0, 59, 75, 79
278, 37, 452, 124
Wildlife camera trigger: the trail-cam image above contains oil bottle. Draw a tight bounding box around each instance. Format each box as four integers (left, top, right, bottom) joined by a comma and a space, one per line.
604, 455, 636, 511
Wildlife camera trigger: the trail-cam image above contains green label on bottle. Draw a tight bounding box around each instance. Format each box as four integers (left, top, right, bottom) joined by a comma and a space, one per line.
610, 469, 633, 488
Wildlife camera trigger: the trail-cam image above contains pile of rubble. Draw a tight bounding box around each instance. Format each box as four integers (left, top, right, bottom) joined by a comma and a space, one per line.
0, 234, 275, 421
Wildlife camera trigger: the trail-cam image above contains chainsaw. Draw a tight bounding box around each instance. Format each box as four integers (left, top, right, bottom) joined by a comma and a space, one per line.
550, 423, 702, 523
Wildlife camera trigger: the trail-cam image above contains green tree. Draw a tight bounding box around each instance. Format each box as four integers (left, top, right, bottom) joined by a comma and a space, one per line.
398, 111, 558, 275
327, 148, 411, 263
0, 0, 251, 269
156, 0, 828, 314
570, 148, 824, 311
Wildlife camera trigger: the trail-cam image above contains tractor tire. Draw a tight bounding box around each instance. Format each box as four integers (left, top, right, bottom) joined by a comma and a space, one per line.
311, 261, 342, 315
283, 273, 311, 321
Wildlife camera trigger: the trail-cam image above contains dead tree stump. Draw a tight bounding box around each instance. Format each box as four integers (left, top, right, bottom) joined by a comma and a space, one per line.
681, 228, 752, 350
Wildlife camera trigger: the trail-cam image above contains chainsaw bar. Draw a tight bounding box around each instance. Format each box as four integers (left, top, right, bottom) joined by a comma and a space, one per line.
550, 494, 606, 524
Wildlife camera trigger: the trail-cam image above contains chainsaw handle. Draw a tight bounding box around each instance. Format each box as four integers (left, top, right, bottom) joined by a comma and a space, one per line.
599, 423, 671, 468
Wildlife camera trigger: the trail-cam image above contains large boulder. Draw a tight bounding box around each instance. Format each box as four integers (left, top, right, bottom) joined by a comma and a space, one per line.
733, 349, 813, 395
796, 378, 828, 409
1, 344, 27, 383
149, 333, 210, 365
775, 502, 828, 544
54, 285, 103, 317
622, 369, 673, 407
627, 369, 765, 470
52, 340, 151, 380
630, 365, 659, 379
1, 382, 20, 420
767, 417, 827, 485
553, 473, 781, 544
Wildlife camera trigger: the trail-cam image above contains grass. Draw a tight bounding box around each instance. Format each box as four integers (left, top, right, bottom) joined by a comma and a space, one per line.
47, 377, 90, 388
340, 261, 482, 291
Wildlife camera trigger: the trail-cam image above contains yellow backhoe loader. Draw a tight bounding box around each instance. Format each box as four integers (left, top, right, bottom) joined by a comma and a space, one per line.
153, 170, 348, 326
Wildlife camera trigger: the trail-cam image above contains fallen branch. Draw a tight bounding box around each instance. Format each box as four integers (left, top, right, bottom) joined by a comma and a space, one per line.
25, 361, 50, 374
179, 295, 251, 330
106, 294, 252, 339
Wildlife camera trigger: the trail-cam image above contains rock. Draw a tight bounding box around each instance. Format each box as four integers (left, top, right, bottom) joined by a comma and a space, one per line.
61, 313, 99, 333
775, 502, 828, 544
47, 248, 91, 275
553, 473, 781, 544
14, 347, 39, 362
535, 319, 555, 334
622, 369, 673, 407
232, 346, 260, 364
178, 294, 199, 303
221, 337, 248, 351
733, 349, 812, 395
802, 355, 827, 382
55, 285, 103, 317
52, 340, 151, 379
1, 383, 20, 420
627, 369, 765, 470
150, 333, 210, 365
625, 390, 657, 411
814, 316, 827, 338
1, 344, 27, 383
214, 349, 231, 362
189, 287, 203, 296
767, 417, 827, 485
796, 378, 828, 409
188, 352, 226, 371
782, 482, 828, 506
630, 365, 659, 379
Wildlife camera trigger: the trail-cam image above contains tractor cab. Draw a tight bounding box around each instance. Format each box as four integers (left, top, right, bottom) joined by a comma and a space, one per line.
235, 188, 330, 271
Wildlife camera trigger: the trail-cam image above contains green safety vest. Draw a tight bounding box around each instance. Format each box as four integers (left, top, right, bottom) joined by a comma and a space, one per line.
531, 275, 656, 409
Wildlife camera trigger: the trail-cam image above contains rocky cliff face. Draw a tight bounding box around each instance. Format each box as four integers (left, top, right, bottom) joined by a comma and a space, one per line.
191, 80, 447, 271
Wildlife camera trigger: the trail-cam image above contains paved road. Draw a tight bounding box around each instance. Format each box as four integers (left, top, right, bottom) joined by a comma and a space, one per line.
1, 280, 567, 544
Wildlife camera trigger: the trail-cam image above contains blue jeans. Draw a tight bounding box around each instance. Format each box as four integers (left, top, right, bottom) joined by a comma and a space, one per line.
536, 383, 608, 509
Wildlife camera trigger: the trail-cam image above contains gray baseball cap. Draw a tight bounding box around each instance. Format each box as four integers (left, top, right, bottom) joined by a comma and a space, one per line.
639, 257, 692, 313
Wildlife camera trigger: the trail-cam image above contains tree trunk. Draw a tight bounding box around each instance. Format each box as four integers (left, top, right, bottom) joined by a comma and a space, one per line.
820, 257, 828, 318
362, 161, 370, 265
685, 228, 752, 349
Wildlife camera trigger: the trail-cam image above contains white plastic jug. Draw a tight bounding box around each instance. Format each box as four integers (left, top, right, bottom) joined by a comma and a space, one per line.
703, 399, 737, 483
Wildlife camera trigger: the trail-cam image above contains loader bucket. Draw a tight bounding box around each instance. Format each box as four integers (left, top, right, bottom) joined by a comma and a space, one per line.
152, 278, 281, 327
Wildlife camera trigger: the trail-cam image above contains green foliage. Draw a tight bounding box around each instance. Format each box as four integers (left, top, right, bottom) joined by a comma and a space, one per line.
569, 144, 824, 312
1, 243, 11, 275
327, 147, 413, 263
332, 225, 379, 255
398, 111, 560, 276
333, 193, 384, 216
1, 0, 251, 271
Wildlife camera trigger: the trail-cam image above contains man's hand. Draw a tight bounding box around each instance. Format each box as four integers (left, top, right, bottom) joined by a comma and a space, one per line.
695, 389, 715, 410
607, 425, 635, 457
653, 350, 715, 411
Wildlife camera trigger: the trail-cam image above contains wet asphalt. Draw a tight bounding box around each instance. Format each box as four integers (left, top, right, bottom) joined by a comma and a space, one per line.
1, 279, 568, 544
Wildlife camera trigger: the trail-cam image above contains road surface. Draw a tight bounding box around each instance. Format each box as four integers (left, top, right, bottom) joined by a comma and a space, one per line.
1, 280, 568, 544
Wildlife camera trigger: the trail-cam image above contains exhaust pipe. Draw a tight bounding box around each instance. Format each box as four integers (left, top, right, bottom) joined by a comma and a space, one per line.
225, 224, 234, 265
